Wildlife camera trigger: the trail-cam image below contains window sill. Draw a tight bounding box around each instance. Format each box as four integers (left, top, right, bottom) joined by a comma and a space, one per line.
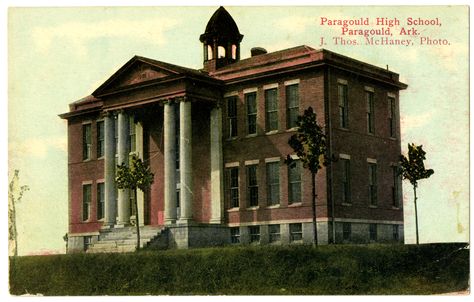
341, 202, 352, 207
388, 137, 397, 141
288, 202, 302, 207
246, 206, 259, 211
227, 208, 240, 212
266, 204, 280, 209
226, 137, 239, 141
337, 127, 349, 132
369, 205, 378, 208
286, 127, 298, 132
97, 156, 104, 160
392, 206, 401, 210
245, 134, 258, 138
265, 130, 279, 135
83, 158, 92, 162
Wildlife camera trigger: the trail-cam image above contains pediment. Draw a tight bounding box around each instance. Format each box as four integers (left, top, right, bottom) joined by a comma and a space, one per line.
93, 56, 182, 96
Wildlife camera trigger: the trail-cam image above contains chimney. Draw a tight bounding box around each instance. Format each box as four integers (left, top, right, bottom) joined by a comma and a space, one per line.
251, 47, 267, 57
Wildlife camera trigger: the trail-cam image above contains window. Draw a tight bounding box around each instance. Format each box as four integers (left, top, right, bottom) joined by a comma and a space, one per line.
366, 91, 375, 134
342, 222, 351, 241
247, 165, 259, 207
368, 163, 377, 206
286, 84, 299, 129
288, 160, 302, 204
388, 97, 396, 137
226, 96, 238, 138
218, 46, 226, 58
227, 167, 239, 208
97, 183, 105, 220
338, 84, 348, 128
176, 189, 180, 208
82, 184, 91, 221
245, 92, 257, 135
266, 162, 280, 205
369, 224, 377, 241
82, 123, 92, 160
129, 116, 136, 153
265, 88, 278, 132
249, 226, 260, 243
392, 225, 399, 241
341, 159, 351, 204
97, 121, 104, 158
290, 223, 303, 242
269, 224, 281, 243
83, 236, 92, 251
230, 227, 240, 244
392, 166, 400, 208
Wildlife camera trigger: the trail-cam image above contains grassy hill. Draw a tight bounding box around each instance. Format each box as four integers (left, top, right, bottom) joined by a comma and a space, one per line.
9, 243, 469, 295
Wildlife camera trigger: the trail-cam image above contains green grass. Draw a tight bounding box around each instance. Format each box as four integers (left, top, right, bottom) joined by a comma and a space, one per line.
9, 243, 469, 295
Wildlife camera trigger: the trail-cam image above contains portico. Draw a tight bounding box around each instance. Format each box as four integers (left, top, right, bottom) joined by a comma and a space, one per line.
99, 93, 224, 231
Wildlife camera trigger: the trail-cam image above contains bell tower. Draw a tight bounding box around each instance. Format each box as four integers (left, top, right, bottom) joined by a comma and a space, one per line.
200, 7, 244, 72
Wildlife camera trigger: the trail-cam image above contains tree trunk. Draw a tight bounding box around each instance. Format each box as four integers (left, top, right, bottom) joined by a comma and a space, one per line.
413, 185, 419, 245
312, 172, 318, 246
11, 198, 18, 257
134, 189, 141, 251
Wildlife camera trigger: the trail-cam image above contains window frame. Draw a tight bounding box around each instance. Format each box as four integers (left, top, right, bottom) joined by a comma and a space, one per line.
342, 222, 351, 241
289, 223, 303, 243
368, 163, 378, 206
97, 182, 105, 220
268, 224, 281, 243
82, 183, 92, 222
227, 167, 240, 208
230, 227, 240, 244
288, 160, 302, 204
388, 96, 396, 138
246, 164, 259, 207
266, 161, 280, 206
226, 96, 238, 138
265, 88, 279, 132
96, 120, 105, 158
338, 83, 349, 128
341, 158, 351, 204
245, 92, 257, 135
369, 223, 378, 241
392, 225, 399, 241
82, 123, 92, 160
392, 165, 400, 208
249, 226, 260, 243
286, 83, 300, 129
366, 90, 375, 134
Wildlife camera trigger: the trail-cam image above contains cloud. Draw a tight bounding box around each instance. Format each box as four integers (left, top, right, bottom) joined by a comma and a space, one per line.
9, 136, 67, 159
400, 110, 435, 134
32, 18, 180, 57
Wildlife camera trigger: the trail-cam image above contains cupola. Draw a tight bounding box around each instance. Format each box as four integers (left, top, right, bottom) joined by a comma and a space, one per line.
200, 7, 243, 71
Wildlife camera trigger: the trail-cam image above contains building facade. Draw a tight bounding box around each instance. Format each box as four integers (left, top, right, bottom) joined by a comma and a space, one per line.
60, 7, 407, 253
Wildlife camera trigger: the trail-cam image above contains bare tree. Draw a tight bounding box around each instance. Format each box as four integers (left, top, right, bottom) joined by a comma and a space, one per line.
8, 170, 29, 256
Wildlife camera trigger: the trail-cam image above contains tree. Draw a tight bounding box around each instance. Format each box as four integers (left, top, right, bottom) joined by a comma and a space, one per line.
399, 143, 434, 245
8, 170, 29, 256
116, 155, 154, 251
286, 107, 328, 246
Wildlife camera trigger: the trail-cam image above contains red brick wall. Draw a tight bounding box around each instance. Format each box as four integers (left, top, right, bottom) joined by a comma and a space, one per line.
222, 70, 329, 224
328, 68, 403, 222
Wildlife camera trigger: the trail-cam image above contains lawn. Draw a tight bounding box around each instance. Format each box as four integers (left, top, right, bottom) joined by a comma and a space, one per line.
9, 242, 469, 295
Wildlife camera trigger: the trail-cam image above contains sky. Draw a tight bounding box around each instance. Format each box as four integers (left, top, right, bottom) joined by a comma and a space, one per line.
6, 5, 469, 256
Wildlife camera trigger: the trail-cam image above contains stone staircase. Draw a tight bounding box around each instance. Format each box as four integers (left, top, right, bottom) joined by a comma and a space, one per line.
86, 226, 168, 253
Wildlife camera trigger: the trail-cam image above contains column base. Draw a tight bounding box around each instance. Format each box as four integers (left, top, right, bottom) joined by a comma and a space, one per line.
114, 223, 129, 228
209, 218, 223, 224
164, 219, 176, 225
101, 224, 113, 230
177, 218, 194, 226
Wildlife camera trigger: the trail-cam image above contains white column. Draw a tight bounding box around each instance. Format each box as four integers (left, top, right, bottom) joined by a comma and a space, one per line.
164, 101, 177, 224
103, 113, 117, 227
210, 105, 224, 224
136, 121, 145, 226
179, 99, 193, 223
116, 111, 130, 227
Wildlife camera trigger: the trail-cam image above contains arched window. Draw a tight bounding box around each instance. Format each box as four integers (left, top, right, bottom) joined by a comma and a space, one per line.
232, 44, 237, 60
207, 45, 213, 60
218, 46, 226, 58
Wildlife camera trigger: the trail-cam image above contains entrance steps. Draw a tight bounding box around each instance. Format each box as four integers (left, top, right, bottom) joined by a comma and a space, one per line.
86, 226, 168, 253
